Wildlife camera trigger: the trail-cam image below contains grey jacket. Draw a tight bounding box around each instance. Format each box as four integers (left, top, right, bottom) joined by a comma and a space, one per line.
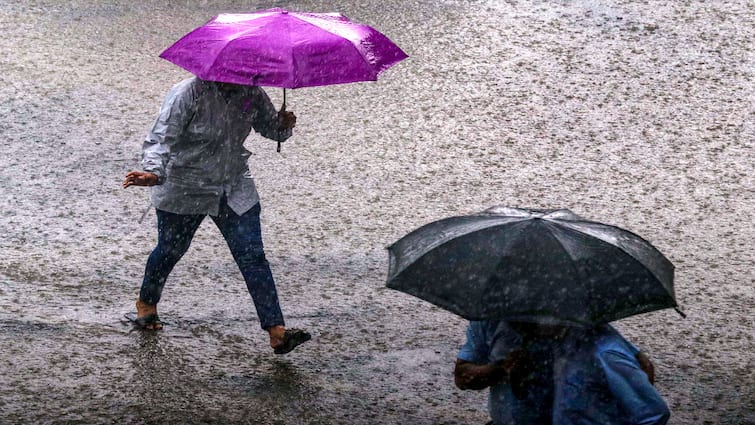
141, 77, 291, 216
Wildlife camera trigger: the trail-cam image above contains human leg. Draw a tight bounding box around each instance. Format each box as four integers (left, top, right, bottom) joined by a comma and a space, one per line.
137, 209, 205, 327
213, 201, 309, 353
212, 202, 285, 330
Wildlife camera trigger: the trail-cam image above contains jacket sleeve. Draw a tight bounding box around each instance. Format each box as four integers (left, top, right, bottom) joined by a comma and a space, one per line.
249, 87, 292, 143
598, 349, 671, 425
141, 82, 195, 184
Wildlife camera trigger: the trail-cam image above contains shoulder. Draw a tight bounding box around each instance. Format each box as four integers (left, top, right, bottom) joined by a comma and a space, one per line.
464, 320, 488, 339
468, 320, 504, 338
462, 320, 502, 348
169, 77, 205, 99
161, 77, 203, 111
593, 327, 639, 358
592, 332, 643, 375
560, 326, 637, 366
167, 77, 198, 93
458, 321, 494, 362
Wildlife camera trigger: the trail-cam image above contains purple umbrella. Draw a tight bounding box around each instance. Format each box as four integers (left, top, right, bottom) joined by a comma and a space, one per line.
160, 8, 407, 89
160, 8, 407, 151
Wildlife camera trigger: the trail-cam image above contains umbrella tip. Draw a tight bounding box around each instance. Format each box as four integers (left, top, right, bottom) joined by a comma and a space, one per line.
674, 307, 687, 319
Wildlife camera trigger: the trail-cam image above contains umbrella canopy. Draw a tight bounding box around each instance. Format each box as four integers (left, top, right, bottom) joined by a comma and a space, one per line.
386, 206, 683, 326
159, 8, 408, 88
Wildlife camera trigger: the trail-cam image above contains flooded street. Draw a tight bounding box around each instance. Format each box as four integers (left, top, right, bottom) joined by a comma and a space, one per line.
0, 0, 753, 423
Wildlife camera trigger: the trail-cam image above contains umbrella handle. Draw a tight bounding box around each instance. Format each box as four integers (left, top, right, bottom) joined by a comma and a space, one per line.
277, 88, 287, 153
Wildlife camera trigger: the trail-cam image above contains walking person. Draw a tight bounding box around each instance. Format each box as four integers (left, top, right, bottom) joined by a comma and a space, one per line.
123, 76, 310, 355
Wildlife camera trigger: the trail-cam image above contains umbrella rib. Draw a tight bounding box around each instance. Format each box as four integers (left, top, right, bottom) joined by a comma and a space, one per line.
477, 220, 532, 316
548, 222, 677, 321
204, 52, 223, 82
566, 220, 667, 259
289, 14, 380, 80
555, 220, 674, 294
388, 218, 531, 319
202, 35, 242, 82
542, 221, 597, 322
344, 35, 379, 79
284, 14, 297, 87
389, 216, 529, 277
201, 16, 280, 80
203, 17, 292, 85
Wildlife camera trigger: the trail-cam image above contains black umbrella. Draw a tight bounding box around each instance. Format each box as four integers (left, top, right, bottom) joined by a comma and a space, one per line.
386, 206, 684, 325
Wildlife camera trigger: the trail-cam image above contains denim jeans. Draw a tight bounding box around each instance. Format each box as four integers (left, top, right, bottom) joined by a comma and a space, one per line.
139, 199, 285, 330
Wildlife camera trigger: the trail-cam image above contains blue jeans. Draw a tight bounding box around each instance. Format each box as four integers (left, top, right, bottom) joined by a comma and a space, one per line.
139, 200, 285, 330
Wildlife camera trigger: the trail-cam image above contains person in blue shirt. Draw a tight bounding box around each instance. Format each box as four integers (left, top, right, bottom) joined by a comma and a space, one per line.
553, 324, 669, 425
455, 320, 560, 424
455, 320, 669, 425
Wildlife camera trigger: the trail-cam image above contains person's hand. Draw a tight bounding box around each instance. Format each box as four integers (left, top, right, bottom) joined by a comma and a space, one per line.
636, 351, 656, 385
454, 359, 508, 390
278, 110, 297, 129
503, 349, 536, 400
123, 171, 158, 188
500, 348, 530, 373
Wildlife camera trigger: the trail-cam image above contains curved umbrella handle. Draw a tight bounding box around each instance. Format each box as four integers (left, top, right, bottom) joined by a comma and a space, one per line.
277, 88, 287, 153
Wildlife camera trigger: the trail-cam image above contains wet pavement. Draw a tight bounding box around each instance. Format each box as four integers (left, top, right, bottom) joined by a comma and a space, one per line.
0, 0, 753, 424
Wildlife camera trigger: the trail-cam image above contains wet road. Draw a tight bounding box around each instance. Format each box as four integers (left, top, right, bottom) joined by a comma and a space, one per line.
0, 0, 753, 424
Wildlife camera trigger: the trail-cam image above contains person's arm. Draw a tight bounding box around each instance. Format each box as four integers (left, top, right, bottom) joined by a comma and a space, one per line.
455, 322, 496, 390
599, 349, 670, 425
134, 81, 195, 186
249, 87, 295, 142
454, 359, 507, 390
455, 347, 531, 390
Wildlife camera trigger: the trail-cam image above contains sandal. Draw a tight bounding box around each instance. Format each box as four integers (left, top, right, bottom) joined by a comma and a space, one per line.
124, 312, 164, 330
273, 329, 311, 354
